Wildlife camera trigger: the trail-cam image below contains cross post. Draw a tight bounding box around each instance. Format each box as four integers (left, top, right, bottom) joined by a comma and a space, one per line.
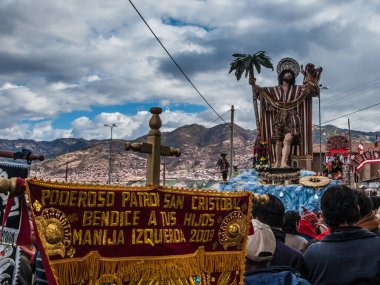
125, 107, 181, 186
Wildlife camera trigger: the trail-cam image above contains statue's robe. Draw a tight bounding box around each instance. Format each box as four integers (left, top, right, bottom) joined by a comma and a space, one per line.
259, 84, 317, 165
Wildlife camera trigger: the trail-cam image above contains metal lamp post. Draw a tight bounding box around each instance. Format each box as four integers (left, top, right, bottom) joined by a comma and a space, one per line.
319, 85, 329, 174
104, 123, 117, 184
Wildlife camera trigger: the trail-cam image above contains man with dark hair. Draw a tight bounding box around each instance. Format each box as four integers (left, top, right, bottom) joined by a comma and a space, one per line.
354, 190, 380, 234
304, 185, 380, 284
371, 195, 380, 221
249, 58, 320, 168
252, 194, 305, 276
282, 211, 307, 252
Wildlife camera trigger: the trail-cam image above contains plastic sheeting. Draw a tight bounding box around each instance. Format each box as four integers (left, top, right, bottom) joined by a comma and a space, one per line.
219, 169, 338, 212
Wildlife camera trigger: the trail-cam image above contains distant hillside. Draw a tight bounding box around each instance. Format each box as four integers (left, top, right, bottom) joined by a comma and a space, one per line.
0, 123, 376, 161
0, 123, 377, 184
134, 123, 255, 147
312, 124, 376, 144
0, 138, 100, 159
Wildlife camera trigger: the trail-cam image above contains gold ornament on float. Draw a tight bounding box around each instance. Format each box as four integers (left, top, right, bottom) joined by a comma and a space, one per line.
299, 176, 330, 188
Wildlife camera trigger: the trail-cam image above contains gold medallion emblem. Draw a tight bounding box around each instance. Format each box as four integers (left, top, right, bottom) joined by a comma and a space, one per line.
218, 211, 247, 250
35, 208, 72, 258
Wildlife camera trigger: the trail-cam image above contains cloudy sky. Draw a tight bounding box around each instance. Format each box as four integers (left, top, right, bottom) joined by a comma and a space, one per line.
1, 0, 379, 141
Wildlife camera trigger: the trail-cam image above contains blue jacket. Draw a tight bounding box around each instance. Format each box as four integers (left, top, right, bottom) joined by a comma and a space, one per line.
304, 226, 380, 285
244, 266, 311, 285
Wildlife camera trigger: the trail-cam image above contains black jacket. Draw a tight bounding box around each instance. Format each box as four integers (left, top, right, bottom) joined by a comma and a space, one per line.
304, 226, 380, 285
270, 228, 306, 277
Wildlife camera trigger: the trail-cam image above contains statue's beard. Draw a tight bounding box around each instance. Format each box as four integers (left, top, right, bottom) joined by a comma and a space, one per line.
283, 76, 293, 84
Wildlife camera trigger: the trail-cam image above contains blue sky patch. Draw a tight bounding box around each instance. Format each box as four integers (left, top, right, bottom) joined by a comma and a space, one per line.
162, 17, 215, 32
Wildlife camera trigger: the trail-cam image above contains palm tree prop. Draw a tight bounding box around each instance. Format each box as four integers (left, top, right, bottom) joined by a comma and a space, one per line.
229, 51, 273, 137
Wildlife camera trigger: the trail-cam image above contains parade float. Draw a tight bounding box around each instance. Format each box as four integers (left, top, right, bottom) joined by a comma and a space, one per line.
225, 54, 336, 211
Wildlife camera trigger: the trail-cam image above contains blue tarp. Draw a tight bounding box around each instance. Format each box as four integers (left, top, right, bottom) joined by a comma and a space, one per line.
219, 169, 338, 212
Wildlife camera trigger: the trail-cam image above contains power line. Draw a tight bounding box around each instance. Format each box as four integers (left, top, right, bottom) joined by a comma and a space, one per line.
322, 76, 380, 105
128, 0, 228, 125
330, 109, 380, 129
320, 83, 380, 111
205, 109, 231, 128
313, 77, 380, 115
322, 101, 380, 124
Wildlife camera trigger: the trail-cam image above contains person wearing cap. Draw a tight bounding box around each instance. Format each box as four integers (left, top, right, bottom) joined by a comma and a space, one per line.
249, 58, 320, 168
217, 153, 229, 182
244, 219, 311, 285
251, 194, 305, 276
304, 185, 380, 284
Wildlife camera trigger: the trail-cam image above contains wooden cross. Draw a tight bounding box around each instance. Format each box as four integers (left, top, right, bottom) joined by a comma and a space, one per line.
125, 107, 181, 186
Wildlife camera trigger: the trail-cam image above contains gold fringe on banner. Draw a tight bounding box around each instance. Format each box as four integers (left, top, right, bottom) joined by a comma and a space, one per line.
50, 248, 244, 284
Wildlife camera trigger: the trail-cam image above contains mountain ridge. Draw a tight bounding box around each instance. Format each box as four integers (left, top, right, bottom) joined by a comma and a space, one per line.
0, 124, 376, 184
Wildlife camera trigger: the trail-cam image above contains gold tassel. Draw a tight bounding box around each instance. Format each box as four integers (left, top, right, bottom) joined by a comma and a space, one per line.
50, 251, 244, 284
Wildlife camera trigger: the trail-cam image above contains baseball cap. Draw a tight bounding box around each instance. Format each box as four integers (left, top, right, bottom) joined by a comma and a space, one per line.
246, 219, 276, 262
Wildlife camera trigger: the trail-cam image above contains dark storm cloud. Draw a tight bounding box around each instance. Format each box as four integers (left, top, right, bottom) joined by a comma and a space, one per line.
0, 51, 77, 82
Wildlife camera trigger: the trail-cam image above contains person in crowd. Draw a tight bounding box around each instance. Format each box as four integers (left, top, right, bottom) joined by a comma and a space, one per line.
252, 194, 305, 276
244, 219, 310, 285
18, 218, 36, 285
371, 195, 380, 217
282, 211, 308, 252
315, 212, 328, 235
298, 207, 317, 240
35, 250, 48, 284
232, 165, 239, 177
217, 153, 229, 182
354, 190, 380, 234
304, 185, 380, 285
330, 156, 343, 174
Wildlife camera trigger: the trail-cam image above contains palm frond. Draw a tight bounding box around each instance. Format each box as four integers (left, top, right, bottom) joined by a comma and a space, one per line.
228, 51, 273, 81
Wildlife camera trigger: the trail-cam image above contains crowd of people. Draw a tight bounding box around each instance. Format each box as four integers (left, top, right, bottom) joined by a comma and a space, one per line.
244, 186, 380, 285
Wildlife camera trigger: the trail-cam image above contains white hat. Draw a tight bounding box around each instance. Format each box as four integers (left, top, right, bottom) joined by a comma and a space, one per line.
246, 219, 276, 262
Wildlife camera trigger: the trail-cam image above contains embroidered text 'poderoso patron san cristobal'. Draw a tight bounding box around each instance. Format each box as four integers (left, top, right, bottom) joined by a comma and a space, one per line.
24, 178, 252, 285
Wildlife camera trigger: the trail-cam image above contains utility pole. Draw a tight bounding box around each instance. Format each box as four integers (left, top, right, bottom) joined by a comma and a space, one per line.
348, 118, 352, 188
319, 85, 329, 174
65, 147, 69, 182
229, 105, 235, 178
104, 123, 117, 184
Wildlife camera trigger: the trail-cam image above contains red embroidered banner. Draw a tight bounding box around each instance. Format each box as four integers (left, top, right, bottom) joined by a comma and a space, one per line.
25, 179, 252, 285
